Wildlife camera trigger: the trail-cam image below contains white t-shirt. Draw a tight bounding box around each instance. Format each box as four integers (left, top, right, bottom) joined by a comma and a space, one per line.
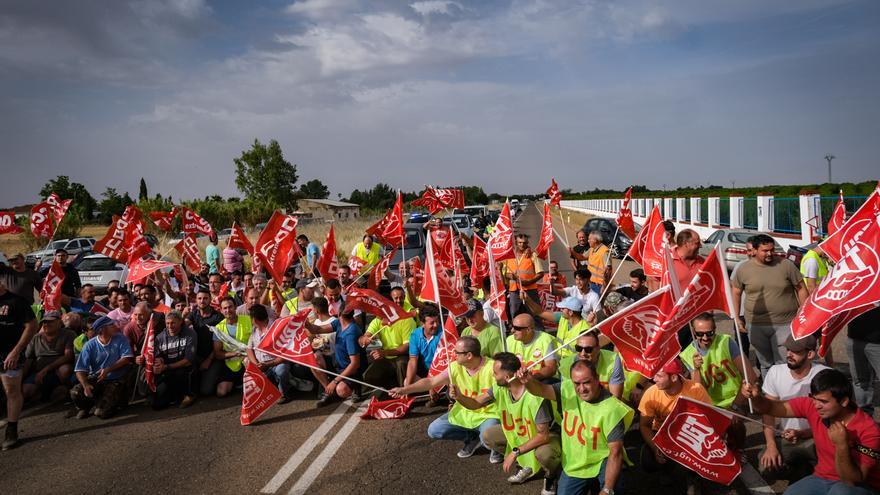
801, 257, 820, 279
562, 286, 601, 315
762, 362, 830, 431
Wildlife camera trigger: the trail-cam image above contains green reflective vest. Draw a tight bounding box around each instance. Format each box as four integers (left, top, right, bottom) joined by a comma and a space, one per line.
555, 317, 589, 359
355, 242, 381, 265
679, 334, 742, 409
217, 315, 253, 372
560, 350, 641, 402
506, 331, 557, 377
800, 249, 828, 280
494, 384, 548, 472
365, 303, 417, 360
462, 324, 503, 358
447, 359, 497, 429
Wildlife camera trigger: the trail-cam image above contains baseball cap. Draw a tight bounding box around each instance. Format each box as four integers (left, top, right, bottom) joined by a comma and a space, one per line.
603, 291, 627, 308
42, 310, 62, 322
556, 296, 583, 312
661, 358, 685, 375
91, 316, 117, 331
463, 299, 483, 318
784, 334, 817, 353
306, 279, 320, 289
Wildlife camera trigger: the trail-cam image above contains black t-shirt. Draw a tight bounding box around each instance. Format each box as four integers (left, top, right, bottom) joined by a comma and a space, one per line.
616, 286, 649, 302
848, 306, 880, 343
571, 245, 589, 267
191, 309, 223, 360
0, 266, 41, 304
0, 291, 36, 355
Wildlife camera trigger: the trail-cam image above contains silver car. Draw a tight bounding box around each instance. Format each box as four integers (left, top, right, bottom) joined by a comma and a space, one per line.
26, 237, 96, 268
76, 254, 129, 294
699, 228, 786, 271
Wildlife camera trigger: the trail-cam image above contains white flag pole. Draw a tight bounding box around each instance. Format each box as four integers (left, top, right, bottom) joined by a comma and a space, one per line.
717, 241, 755, 413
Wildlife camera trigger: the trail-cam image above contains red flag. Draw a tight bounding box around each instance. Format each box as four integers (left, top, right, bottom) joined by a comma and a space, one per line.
316, 225, 339, 280
30, 202, 54, 239
535, 203, 554, 260
255, 309, 319, 367
40, 260, 65, 311
412, 187, 463, 214
228, 222, 254, 256
254, 211, 299, 286
430, 228, 455, 271
470, 235, 489, 289
0, 212, 23, 235
409, 256, 424, 295
124, 222, 152, 262
546, 178, 562, 207
617, 187, 636, 240
660, 241, 682, 299
175, 234, 201, 272
420, 235, 469, 316
652, 396, 741, 485
346, 288, 416, 325
819, 185, 880, 263
488, 202, 515, 262
429, 315, 460, 377
628, 205, 665, 277
817, 304, 877, 358
149, 207, 178, 232
181, 207, 214, 237
348, 256, 368, 275
127, 258, 174, 284
538, 286, 559, 330
366, 193, 404, 246
241, 361, 282, 426
142, 317, 157, 393
827, 190, 846, 237
598, 285, 679, 378
361, 396, 415, 420
792, 215, 880, 339
369, 248, 396, 290
90, 302, 111, 316
45, 193, 72, 225
94, 215, 128, 262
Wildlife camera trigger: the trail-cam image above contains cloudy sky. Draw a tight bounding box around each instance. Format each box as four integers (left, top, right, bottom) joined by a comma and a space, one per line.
2, 0, 879, 205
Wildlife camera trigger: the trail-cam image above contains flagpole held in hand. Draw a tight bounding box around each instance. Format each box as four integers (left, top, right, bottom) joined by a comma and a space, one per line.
486, 243, 507, 351
716, 241, 755, 414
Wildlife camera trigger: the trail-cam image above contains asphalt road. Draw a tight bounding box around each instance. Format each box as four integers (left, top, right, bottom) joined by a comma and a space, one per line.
0, 205, 854, 495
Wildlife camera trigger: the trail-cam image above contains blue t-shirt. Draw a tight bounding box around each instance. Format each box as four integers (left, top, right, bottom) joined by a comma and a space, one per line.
306, 242, 320, 268
331, 319, 365, 375
74, 333, 133, 381
205, 244, 220, 273
409, 327, 441, 375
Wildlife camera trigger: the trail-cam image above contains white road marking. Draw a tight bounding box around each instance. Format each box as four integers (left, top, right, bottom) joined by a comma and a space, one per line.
287, 400, 371, 495
261, 400, 353, 494
740, 460, 776, 494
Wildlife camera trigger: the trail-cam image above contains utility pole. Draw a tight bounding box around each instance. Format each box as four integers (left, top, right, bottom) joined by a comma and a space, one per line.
825, 153, 835, 183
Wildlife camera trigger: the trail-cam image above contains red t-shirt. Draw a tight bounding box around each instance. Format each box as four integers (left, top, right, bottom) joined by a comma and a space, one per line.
671, 249, 704, 291
789, 397, 880, 488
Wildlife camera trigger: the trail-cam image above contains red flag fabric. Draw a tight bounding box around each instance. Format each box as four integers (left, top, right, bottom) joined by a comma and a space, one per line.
412, 187, 464, 214
0, 212, 23, 235
420, 235, 469, 316
95, 215, 129, 262
486, 255, 508, 323
316, 225, 339, 280
228, 222, 254, 256
819, 185, 880, 263
149, 207, 178, 232
361, 396, 415, 420
40, 260, 65, 311
46, 193, 72, 225
598, 285, 679, 378
30, 202, 54, 239
827, 190, 846, 237
546, 178, 562, 207
660, 242, 682, 299
470, 235, 490, 289
538, 286, 560, 330
617, 187, 636, 240
792, 215, 880, 339
628, 205, 665, 277
127, 258, 174, 284
429, 315, 460, 378
90, 302, 111, 316
369, 248, 396, 290
142, 318, 157, 393
488, 202, 515, 262
652, 396, 741, 485
254, 211, 299, 286
175, 234, 201, 272
241, 361, 283, 426
346, 288, 416, 325
366, 193, 404, 246
660, 245, 732, 334
181, 207, 214, 237
409, 256, 424, 295
535, 203, 554, 260
430, 228, 455, 271
124, 220, 152, 262
348, 256, 368, 275
817, 304, 877, 358
256, 309, 319, 367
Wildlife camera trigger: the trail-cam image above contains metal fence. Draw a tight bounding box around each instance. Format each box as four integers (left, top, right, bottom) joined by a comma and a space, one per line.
719, 199, 730, 226
742, 198, 758, 229
815, 196, 868, 235
772, 197, 801, 234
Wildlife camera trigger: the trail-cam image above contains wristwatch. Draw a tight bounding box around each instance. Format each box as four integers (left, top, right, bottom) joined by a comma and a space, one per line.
600, 488, 615, 495
511, 447, 521, 457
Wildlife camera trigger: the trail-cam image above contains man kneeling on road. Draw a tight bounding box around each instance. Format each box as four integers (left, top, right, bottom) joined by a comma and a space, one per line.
247, 304, 295, 404
71, 316, 133, 419
390, 336, 503, 463
452, 351, 561, 494
142, 310, 197, 410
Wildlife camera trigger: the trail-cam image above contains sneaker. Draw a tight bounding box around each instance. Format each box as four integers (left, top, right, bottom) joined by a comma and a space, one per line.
2, 423, 19, 451
541, 477, 557, 495
315, 392, 333, 408
456, 438, 482, 458
179, 396, 196, 409
291, 377, 314, 392
507, 467, 533, 484
76, 409, 90, 420
489, 450, 504, 464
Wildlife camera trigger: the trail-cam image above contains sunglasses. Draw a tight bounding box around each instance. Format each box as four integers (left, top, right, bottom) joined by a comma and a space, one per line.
574, 345, 594, 354
454, 351, 470, 356
512, 325, 530, 331
694, 331, 715, 339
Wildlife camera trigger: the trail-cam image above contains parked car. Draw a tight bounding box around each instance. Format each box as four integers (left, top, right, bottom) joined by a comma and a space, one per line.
407, 213, 432, 224
699, 228, 786, 271
786, 242, 817, 268
167, 232, 207, 247
581, 218, 639, 258
441, 214, 474, 238
76, 254, 129, 294
387, 223, 427, 268
217, 228, 233, 241
26, 237, 96, 268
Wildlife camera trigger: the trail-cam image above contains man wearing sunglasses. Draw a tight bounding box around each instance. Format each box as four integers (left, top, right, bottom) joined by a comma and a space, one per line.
506, 314, 559, 382
560, 333, 646, 407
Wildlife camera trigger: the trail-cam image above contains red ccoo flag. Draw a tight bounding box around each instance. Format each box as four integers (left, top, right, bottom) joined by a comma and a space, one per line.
316, 225, 339, 280
175, 234, 201, 272
45, 193, 72, 225
366, 192, 404, 246
0, 212, 23, 235
254, 211, 300, 286
361, 396, 415, 420
369, 248, 397, 290
488, 201, 515, 262
90, 301, 111, 316
142, 317, 157, 393
256, 309, 319, 367
819, 184, 880, 263
241, 361, 282, 426
652, 396, 741, 485
40, 260, 65, 311
535, 203, 554, 260
181, 207, 214, 237
412, 187, 464, 214
470, 235, 490, 289
345, 288, 415, 325
30, 202, 54, 239
617, 187, 636, 240
149, 207, 178, 232
228, 222, 254, 256
127, 258, 174, 284
628, 205, 665, 277
827, 190, 846, 237
546, 178, 562, 207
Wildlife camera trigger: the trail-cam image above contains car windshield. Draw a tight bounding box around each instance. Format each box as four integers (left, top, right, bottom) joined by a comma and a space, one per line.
77, 258, 119, 271
50, 240, 67, 250
404, 229, 423, 249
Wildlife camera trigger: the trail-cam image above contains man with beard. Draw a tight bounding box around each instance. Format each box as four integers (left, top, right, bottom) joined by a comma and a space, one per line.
759, 334, 829, 482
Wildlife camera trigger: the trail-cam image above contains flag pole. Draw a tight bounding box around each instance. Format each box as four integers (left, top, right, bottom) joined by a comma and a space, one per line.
425, 234, 450, 360
262, 349, 392, 394
486, 244, 508, 351
398, 190, 407, 275
717, 241, 755, 413
687, 397, 781, 433
556, 206, 570, 248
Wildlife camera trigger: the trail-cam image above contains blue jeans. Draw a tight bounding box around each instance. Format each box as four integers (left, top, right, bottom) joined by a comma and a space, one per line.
427, 413, 500, 450
557, 459, 620, 495
847, 337, 880, 416
785, 475, 879, 495
264, 362, 292, 396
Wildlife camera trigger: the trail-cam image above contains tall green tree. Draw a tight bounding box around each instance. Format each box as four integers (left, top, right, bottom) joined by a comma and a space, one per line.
298, 179, 330, 199
139, 178, 148, 201
234, 139, 299, 209
38, 175, 97, 222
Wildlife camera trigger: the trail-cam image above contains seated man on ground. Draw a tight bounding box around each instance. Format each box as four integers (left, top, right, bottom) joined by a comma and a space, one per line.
247, 304, 295, 404
207, 297, 253, 398
71, 316, 133, 419
360, 286, 417, 391
506, 314, 559, 383
306, 302, 366, 406
22, 310, 75, 402
141, 310, 197, 409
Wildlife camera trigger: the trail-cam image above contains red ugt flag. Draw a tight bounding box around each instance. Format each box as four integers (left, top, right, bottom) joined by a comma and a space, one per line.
652, 396, 741, 485
30, 202, 54, 239
254, 211, 300, 286
535, 202, 554, 260
819, 183, 879, 263
256, 309, 319, 367
45, 193, 72, 225
488, 201, 515, 262
369, 248, 397, 290
175, 234, 201, 272
149, 207, 178, 232
181, 207, 214, 237
628, 205, 665, 277
827, 190, 846, 237
470, 235, 490, 289
429, 316, 460, 378
0, 212, 23, 235
617, 187, 636, 240
127, 258, 175, 284
420, 234, 469, 316
546, 178, 562, 207
40, 260, 65, 311
345, 288, 415, 325
241, 361, 283, 426
316, 225, 339, 280
228, 222, 255, 256
361, 396, 415, 420
366, 193, 404, 246
142, 318, 157, 393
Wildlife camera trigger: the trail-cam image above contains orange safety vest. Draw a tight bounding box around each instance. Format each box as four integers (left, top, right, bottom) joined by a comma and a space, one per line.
587, 245, 609, 285
506, 254, 539, 291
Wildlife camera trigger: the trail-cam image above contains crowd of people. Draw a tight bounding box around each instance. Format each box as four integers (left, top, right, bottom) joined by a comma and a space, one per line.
1, 207, 879, 495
